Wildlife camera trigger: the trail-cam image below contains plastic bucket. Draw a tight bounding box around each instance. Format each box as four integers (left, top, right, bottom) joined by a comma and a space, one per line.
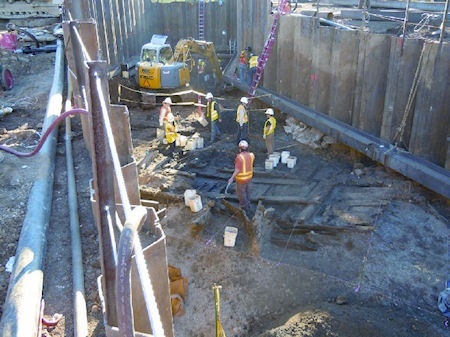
186, 139, 197, 150
269, 154, 279, 167
287, 156, 297, 168
184, 189, 197, 206
281, 151, 290, 164
265, 159, 274, 170
272, 152, 281, 164
189, 194, 203, 212
224, 226, 238, 247
196, 137, 204, 149
178, 135, 187, 147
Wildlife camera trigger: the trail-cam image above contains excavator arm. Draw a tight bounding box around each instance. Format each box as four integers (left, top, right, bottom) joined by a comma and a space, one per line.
172, 38, 223, 86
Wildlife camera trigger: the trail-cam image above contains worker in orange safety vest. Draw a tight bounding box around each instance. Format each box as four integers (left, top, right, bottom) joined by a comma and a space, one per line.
228, 140, 255, 215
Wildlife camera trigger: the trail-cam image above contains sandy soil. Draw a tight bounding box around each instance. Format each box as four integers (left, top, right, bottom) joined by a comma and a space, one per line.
0, 47, 449, 337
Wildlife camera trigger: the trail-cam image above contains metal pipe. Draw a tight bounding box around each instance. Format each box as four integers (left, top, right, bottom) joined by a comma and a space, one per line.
318, 17, 355, 30
317, 0, 448, 12
439, 0, 449, 44
0, 39, 65, 337
224, 75, 450, 199
65, 75, 89, 337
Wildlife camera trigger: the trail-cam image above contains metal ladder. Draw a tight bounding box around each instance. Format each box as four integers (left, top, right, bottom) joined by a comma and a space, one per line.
248, 0, 288, 98
198, 0, 205, 40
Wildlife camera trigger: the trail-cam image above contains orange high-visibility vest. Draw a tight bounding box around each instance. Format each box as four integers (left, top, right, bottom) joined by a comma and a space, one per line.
235, 151, 255, 183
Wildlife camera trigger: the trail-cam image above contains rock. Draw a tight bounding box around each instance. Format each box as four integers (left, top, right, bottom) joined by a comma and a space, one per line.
335, 295, 348, 305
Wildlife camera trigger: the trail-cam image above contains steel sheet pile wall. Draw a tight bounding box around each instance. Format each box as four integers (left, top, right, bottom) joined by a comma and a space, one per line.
87, 0, 237, 65
262, 14, 450, 168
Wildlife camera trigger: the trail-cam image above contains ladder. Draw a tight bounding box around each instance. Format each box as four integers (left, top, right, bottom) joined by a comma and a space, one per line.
198, 0, 205, 40
248, 0, 289, 98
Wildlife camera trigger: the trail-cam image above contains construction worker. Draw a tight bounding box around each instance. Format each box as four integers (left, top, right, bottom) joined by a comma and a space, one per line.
236, 96, 249, 143
228, 140, 255, 215
159, 97, 172, 127
238, 46, 251, 83
248, 52, 258, 86
165, 113, 178, 158
263, 108, 276, 156
205, 92, 222, 142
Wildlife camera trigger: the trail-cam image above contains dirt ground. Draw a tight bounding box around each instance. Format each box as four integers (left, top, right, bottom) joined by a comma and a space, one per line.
0, 46, 449, 337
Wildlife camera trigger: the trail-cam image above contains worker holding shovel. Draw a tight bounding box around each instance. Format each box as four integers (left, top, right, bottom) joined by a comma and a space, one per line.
228, 140, 255, 216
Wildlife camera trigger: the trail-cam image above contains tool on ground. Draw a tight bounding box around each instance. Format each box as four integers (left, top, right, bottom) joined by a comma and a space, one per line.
216, 181, 233, 200
224, 181, 232, 194
213, 284, 226, 337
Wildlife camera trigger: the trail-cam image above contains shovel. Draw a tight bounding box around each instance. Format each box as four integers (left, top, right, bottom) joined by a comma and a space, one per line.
217, 181, 233, 199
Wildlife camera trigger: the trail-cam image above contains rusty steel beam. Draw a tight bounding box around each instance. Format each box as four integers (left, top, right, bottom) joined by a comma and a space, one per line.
225, 75, 450, 199
87, 61, 119, 327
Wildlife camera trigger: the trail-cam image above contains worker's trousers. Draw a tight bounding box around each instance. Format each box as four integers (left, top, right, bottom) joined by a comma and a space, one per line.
236, 123, 248, 143
236, 181, 251, 214
265, 133, 274, 155
238, 63, 248, 83
210, 120, 221, 142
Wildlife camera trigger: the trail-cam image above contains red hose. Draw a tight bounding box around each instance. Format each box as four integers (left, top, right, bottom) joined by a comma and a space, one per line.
0, 108, 88, 157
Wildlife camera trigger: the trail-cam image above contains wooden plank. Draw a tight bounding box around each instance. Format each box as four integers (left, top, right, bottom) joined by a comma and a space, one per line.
381, 37, 422, 145
309, 25, 333, 113
409, 42, 450, 166
277, 15, 296, 97
328, 29, 359, 124
353, 33, 391, 136
292, 15, 313, 104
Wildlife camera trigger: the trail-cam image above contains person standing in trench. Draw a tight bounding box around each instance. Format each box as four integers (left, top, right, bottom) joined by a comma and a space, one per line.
228, 140, 255, 216
236, 96, 249, 144
263, 108, 276, 156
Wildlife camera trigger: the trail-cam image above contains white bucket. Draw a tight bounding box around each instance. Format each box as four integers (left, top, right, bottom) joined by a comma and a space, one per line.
265, 159, 274, 170
273, 152, 281, 164
224, 226, 238, 247
196, 137, 204, 149
189, 194, 203, 212
287, 156, 297, 168
281, 151, 290, 164
269, 154, 279, 167
186, 139, 197, 151
184, 189, 197, 206
178, 135, 188, 147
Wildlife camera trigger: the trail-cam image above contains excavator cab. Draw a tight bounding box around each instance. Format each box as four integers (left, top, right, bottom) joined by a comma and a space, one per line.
137, 35, 190, 89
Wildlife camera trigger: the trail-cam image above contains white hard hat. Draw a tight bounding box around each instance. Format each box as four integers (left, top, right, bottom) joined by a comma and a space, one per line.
167, 113, 175, 122
163, 97, 172, 104
240, 97, 248, 104
238, 140, 249, 149
206, 92, 213, 100
265, 108, 274, 115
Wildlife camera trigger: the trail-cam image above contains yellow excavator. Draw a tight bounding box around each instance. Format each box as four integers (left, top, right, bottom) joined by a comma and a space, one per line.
136, 35, 223, 93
